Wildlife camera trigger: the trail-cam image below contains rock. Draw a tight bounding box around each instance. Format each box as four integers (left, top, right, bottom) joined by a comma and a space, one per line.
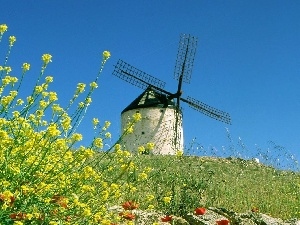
109, 205, 300, 225
184, 208, 228, 225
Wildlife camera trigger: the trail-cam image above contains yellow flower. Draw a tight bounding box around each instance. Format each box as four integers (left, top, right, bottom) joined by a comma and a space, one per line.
13, 221, 24, 225
22, 63, 30, 72
42, 53, 52, 65
85, 97, 92, 105
0, 24, 8, 34
47, 124, 61, 137
76, 83, 86, 93
126, 124, 134, 134
9, 36, 16, 46
148, 204, 155, 210
132, 112, 142, 122
26, 213, 34, 220
71, 133, 82, 142
176, 149, 184, 157
93, 137, 103, 148
45, 76, 53, 83
115, 144, 121, 151
146, 194, 155, 201
146, 142, 155, 151
83, 148, 94, 158
35, 85, 43, 94
138, 172, 148, 181
92, 118, 99, 126
90, 81, 98, 89
163, 196, 172, 204
101, 190, 109, 200
103, 121, 111, 130
105, 132, 111, 138
102, 51, 111, 61
49, 91, 58, 101
49, 222, 58, 225
4, 66, 12, 73
0, 180, 10, 187
138, 146, 145, 154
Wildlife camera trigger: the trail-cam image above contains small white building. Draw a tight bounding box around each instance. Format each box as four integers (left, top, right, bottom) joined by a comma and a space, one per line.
120, 87, 183, 155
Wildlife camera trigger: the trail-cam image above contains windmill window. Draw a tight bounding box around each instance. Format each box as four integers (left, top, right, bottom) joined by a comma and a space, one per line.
141, 131, 145, 135
160, 109, 164, 113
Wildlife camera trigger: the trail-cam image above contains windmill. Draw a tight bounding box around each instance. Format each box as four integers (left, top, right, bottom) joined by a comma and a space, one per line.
113, 34, 231, 155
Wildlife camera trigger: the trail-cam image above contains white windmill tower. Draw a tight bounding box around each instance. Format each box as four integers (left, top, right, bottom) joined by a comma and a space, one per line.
120, 86, 183, 155
113, 34, 231, 155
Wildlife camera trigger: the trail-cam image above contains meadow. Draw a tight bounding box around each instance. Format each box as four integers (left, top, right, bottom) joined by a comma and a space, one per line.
126, 154, 300, 220
0, 24, 299, 225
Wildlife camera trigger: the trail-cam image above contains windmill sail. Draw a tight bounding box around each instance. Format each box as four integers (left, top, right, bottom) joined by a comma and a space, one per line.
174, 34, 198, 84
182, 96, 231, 124
113, 59, 166, 91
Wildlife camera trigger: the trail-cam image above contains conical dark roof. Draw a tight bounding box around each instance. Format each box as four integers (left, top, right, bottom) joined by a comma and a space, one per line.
122, 86, 176, 114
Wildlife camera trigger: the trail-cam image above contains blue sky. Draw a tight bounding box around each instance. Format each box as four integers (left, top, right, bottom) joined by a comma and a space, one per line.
1, 1, 300, 169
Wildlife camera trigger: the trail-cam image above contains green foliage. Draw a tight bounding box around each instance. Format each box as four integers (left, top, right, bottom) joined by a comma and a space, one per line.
137, 155, 300, 220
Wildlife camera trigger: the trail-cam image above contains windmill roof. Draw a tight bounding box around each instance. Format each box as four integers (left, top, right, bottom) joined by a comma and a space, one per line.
122, 86, 176, 114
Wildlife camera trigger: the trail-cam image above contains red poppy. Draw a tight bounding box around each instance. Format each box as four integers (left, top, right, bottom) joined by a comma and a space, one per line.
119, 212, 135, 220
194, 207, 206, 215
161, 215, 172, 222
121, 201, 139, 210
216, 219, 230, 225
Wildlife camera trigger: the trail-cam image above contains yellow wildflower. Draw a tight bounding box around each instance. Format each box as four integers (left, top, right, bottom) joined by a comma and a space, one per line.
126, 124, 134, 134
146, 194, 155, 201
90, 81, 98, 89
102, 50, 111, 61
26, 213, 34, 220
45, 76, 53, 83
138, 172, 148, 180
0, 180, 10, 187
49, 91, 58, 101
47, 124, 61, 137
49, 222, 58, 225
16, 99, 24, 105
42, 53, 52, 65
22, 63, 30, 72
9, 36, 16, 46
13, 221, 24, 225
4, 66, 12, 73
132, 112, 142, 122
103, 121, 111, 130
115, 144, 121, 151
138, 146, 145, 154
76, 83, 86, 93
163, 196, 172, 204
92, 118, 99, 126
176, 149, 184, 157
71, 133, 82, 142
34, 85, 43, 94
93, 137, 103, 148
0, 24, 8, 34
85, 97, 92, 105
105, 132, 111, 138
148, 205, 155, 210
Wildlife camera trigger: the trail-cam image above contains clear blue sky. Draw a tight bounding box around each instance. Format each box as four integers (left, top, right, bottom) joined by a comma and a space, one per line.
1, 0, 300, 169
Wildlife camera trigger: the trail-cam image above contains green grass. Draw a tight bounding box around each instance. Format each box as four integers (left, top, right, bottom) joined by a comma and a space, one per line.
117, 154, 300, 220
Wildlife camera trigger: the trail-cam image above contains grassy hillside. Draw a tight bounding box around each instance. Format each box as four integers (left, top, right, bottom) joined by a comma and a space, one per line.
107, 154, 300, 220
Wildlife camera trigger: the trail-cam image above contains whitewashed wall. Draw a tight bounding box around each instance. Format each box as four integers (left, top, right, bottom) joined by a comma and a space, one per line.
121, 107, 183, 155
